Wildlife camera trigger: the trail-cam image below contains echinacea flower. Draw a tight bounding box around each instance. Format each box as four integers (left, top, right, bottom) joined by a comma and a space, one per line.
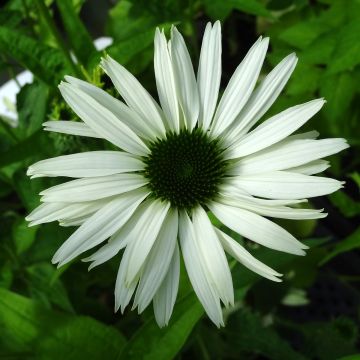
26, 21, 348, 327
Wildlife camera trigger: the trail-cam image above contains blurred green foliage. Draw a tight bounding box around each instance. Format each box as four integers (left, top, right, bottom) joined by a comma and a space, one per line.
0, 0, 359, 359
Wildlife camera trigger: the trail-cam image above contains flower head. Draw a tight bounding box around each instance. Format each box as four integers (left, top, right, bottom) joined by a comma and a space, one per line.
27, 21, 348, 327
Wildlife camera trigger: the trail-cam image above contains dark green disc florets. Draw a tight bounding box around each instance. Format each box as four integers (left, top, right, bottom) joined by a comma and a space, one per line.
143, 128, 228, 210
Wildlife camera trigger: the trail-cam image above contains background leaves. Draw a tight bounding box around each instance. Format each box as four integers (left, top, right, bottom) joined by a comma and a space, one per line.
0, 0, 359, 359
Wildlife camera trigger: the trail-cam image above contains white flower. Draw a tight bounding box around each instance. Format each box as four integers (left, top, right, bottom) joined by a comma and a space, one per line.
26, 22, 348, 327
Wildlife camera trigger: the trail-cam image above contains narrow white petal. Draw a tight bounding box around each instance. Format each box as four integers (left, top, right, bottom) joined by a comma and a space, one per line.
171, 26, 200, 130
288, 160, 330, 175
27, 151, 144, 178
40, 174, 147, 203
215, 228, 282, 282
43, 121, 100, 138
114, 254, 138, 313
59, 215, 91, 227
154, 29, 179, 132
192, 207, 234, 306
219, 195, 326, 220
226, 53, 298, 141
59, 82, 149, 156
153, 244, 180, 327
229, 171, 343, 199
52, 190, 148, 266
65, 76, 158, 139
197, 21, 222, 130
26, 199, 108, 226
210, 202, 307, 255
100, 55, 165, 137
211, 37, 269, 136
134, 208, 178, 313
230, 138, 348, 175
83, 199, 153, 269
228, 98, 326, 159
124, 200, 170, 285
219, 185, 307, 206
179, 211, 224, 327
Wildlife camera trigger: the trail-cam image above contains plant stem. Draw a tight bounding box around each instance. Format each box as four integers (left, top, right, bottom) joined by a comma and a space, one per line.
33, 0, 81, 77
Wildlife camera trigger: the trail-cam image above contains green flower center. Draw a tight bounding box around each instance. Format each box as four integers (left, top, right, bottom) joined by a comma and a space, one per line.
143, 128, 228, 210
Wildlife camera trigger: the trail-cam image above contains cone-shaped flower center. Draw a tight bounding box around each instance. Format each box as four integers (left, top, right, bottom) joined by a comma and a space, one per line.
143, 129, 228, 210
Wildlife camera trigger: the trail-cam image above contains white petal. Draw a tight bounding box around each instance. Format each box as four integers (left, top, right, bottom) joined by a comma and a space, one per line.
59, 215, 91, 227
123, 200, 170, 285
209, 202, 307, 255
26, 199, 108, 226
59, 82, 149, 156
219, 195, 326, 220
114, 254, 138, 313
171, 26, 200, 130
154, 29, 179, 132
215, 228, 282, 282
52, 190, 148, 266
210, 37, 269, 136
43, 121, 100, 138
179, 211, 224, 327
133, 208, 178, 313
228, 98, 326, 159
229, 171, 343, 199
65, 76, 157, 139
288, 160, 330, 175
192, 207, 234, 306
40, 174, 147, 203
153, 243, 180, 327
27, 151, 144, 178
219, 185, 307, 206
197, 21, 222, 130
231, 138, 348, 175
226, 53, 298, 141
100, 55, 165, 137
83, 199, 153, 269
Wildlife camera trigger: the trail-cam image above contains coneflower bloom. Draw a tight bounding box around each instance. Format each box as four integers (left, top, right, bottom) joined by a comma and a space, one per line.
26, 21, 348, 327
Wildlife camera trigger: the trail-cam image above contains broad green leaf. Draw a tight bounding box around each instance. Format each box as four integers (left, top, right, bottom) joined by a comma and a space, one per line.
204, 0, 271, 20
107, 0, 157, 41
329, 191, 360, 218
338, 355, 360, 360
118, 293, 204, 360
328, 21, 360, 74
320, 72, 356, 131
320, 227, 360, 265
299, 318, 358, 360
0, 10, 23, 28
16, 81, 49, 138
56, 0, 97, 68
0, 130, 52, 169
25, 262, 74, 313
225, 307, 306, 360
12, 218, 38, 254
0, 288, 126, 359
0, 26, 68, 86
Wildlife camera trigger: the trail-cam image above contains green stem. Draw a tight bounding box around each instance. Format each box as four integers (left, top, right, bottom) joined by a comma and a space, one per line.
33, 0, 81, 77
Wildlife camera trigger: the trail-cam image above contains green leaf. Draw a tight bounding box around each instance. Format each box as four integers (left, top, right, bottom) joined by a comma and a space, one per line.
0, 10, 23, 28
12, 218, 38, 255
328, 21, 360, 74
0, 288, 126, 359
16, 81, 49, 138
56, 0, 97, 68
119, 293, 203, 360
0, 26, 68, 86
0, 130, 52, 169
226, 307, 306, 360
25, 262, 74, 313
329, 191, 360, 218
204, 0, 272, 20
299, 317, 358, 360
320, 226, 360, 265
320, 72, 356, 128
